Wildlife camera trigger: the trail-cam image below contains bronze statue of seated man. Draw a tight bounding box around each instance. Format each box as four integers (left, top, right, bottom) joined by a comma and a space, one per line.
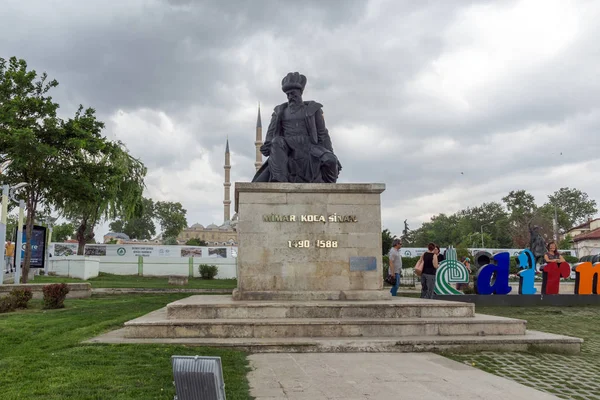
252, 72, 341, 183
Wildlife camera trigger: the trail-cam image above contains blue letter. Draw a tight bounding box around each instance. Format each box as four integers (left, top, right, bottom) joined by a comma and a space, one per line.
517, 249, 537, 295
475, 252, 512, 295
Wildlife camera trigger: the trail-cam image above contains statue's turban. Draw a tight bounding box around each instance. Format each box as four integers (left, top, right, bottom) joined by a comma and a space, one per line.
281, 72, 307, 93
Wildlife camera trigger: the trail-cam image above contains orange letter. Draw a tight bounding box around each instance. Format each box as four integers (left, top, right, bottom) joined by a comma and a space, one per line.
574, 262, 600, 295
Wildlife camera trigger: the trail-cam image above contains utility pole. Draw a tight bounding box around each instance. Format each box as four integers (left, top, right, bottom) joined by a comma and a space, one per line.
553, 203, 559, 243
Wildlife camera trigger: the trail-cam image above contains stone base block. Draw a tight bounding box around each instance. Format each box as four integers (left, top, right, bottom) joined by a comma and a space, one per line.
235, 182, 386, 297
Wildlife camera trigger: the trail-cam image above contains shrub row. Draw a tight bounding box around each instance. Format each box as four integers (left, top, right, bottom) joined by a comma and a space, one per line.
0, 288, 33, 313
0, 284, 71, 314
199, 264, 218, 280
42, 283, 70, 309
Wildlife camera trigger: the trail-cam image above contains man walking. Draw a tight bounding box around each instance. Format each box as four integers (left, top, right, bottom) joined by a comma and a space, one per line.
5, 241, 15, 273
389, 238, 403, 296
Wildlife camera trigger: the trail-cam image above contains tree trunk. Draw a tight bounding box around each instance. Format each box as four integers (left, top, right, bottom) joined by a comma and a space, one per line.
21, 202, 35, 283
76, 220, 87, 256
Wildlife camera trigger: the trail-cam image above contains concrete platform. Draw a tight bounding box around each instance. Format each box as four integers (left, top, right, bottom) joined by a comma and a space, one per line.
122, 308, 527, 338
246, 353, 563, 399
166, 295, 475, 319
87, 295, 582, 354
87, 328, 581, 354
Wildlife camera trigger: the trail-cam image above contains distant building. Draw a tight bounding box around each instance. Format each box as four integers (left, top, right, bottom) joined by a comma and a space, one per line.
177, 219, 238, 246
565, 218, 600, 238
103, 232, 130, 243
565, 218, 600, 257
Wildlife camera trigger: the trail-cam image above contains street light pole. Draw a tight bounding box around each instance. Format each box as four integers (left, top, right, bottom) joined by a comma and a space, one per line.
553, 203, 559, 243
44, 219, 55, 276
480, 223, 491, 248
0, 185, 9, 285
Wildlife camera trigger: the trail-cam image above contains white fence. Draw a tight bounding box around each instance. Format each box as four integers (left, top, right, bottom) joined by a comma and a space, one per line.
48, 255, 237, 280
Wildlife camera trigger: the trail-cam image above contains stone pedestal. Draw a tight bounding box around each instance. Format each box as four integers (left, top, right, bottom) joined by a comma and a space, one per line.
233, 183, 386, 300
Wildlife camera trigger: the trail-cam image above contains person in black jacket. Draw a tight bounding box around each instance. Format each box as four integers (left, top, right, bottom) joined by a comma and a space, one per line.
421, 242, 439, 299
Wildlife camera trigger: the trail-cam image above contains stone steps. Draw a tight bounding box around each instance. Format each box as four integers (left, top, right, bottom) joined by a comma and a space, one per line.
123, 308, 526, 339
88, 329, 583, 354
93, 295, 583, 354
166, 295, 475, 320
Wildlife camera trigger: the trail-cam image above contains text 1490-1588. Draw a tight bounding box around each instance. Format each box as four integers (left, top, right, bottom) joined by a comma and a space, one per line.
288, 240, 338, 248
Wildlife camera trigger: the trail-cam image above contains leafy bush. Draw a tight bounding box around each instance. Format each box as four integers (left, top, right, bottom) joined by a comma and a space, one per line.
42, 283, 70, 309
10, 288, 33, 309
564, 255, 578, 264
199, 264, 218, 280
0, 295, 17, 313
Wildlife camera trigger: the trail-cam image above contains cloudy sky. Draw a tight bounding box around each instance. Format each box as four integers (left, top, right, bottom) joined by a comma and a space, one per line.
3, 0, 600, 237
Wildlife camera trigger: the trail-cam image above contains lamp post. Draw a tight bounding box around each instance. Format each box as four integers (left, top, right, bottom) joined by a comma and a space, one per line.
553, 203, 559, 243
0, 160, 12, 284
480, 223, 491, 248
43, 216, 57, 276
0, 185, 8, 284
8, 183, 28, 284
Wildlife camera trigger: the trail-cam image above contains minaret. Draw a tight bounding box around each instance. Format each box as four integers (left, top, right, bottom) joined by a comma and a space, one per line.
254, 103, 263, 171
223, 138, 231, 222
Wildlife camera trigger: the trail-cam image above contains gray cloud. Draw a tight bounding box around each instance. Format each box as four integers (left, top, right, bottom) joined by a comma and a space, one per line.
2, 0, 599, 236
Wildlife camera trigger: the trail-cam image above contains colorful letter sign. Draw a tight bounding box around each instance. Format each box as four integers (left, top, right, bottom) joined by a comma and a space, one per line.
541, 262, 571, 295
517, 249, 537, 295
475, 252, 512, 295
426, 247, 599, 297
434, 246, 470, 295
574, 262, 600, 295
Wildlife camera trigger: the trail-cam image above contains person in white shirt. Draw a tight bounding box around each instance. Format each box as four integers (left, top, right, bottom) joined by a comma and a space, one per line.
388, 239, 403, 296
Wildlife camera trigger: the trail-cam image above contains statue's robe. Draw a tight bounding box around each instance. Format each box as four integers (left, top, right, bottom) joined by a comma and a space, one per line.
252, 101, 339, 183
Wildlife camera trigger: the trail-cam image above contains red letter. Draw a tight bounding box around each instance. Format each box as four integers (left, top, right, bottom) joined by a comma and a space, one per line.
574, 262, 600, 295
541, 262, 570, 295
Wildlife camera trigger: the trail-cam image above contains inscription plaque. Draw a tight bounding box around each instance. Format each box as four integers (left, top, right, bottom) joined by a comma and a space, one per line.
349, 256, 377, 271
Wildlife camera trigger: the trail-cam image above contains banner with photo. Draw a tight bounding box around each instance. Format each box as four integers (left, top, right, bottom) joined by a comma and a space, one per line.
49, 243, 79, 257
83, 244, 233, 258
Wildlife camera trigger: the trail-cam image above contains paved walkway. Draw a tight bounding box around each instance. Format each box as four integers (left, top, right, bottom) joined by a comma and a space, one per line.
247, 353, 560, 400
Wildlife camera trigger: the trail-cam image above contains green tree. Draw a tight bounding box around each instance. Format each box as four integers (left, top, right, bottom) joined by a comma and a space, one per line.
455, 202, 512, 248
56, 110, 146, 255
155, 201, 187, 239
502, 190, 538, 248
108, 220, 124, 233
110, 197, 156, 240
558, 234, 573, 250
502, 190, 537, 216
162, 236, 178, 245
186, 238, 208, 246
547, 187, 598, 229
382, 228, 396, 256
52, 222, 75, 242
0, 57, 65, 281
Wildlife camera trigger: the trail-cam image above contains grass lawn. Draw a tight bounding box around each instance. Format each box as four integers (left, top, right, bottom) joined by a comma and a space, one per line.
446, 305, 600, 400
0, 294, 251, 399
31, 272, 237, 289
